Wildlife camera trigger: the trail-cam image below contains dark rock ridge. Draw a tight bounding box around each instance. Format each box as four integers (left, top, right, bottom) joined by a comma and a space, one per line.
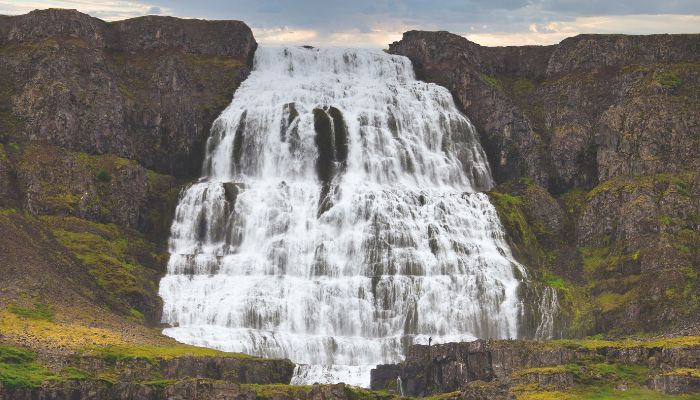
390, 31, 700, 192
0, 8, 257, 177
371, 339, 700, 397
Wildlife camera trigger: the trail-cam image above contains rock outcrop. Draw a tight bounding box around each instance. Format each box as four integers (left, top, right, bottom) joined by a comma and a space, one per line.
372, 339, 700, 398
0, 8, 256, 177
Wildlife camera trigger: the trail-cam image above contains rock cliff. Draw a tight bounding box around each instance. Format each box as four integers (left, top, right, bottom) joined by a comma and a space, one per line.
0, 8, 256, 324
0, 11, 261, 394
0, 8, 256, 177
390, 31, 700, 192
391, 31, 700, 336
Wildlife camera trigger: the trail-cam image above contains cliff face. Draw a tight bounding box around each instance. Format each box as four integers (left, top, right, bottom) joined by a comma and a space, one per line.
391, 32, 700, 336
390, 31, 700, 192
0, 8, 256, 177
0, 8, 257, 367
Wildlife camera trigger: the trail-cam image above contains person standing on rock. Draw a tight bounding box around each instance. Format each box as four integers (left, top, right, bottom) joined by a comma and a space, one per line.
428, 337, 432, 346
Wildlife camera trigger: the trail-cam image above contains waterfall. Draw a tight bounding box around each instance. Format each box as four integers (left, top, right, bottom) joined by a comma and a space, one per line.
159, 46, 552, 387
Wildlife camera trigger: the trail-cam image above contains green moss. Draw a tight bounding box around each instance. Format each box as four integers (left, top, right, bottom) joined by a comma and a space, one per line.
0, 208, 17, 216
0, 345, 56, 389
580, 247, 609, 276
513, 78, 536, 96
41, 215, 162, 318
567, 386, 699, 399
60, 367, 91, 379
423, 391, 462, 400
95, 169, 111, 182
512, 366, 568, 378
552, 336, 700, 350
656, 71, 682, 89
83, 343, 258, 365
542, 272, 566, 290
571, 362, 648, 385
8, 302, 54, 321
663, 368, 700, 378
242, 383, 313, 399
142, 379, 179, 388
480, 73, 502, 90
488, 190, 541, 263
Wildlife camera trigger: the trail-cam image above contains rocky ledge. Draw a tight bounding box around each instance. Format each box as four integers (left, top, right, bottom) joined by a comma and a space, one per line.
0, 342, 295, 400
371, 338, 700, 398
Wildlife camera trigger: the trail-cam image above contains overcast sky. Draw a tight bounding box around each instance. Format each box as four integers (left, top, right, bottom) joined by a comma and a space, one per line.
2, 1, 699, 47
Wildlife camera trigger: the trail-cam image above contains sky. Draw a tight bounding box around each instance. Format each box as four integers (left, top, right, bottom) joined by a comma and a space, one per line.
2, 1, 700, 47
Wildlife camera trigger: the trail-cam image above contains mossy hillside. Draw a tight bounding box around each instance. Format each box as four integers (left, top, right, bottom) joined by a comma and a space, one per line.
0, 345, 56, 389
8, 302, 54, 321
488, 171, 700, 336
82, 343, 260, 365
510, 358, 699, 399
0, 342, 282, 392
40, 215, 164, 323
516, 387, 700, 400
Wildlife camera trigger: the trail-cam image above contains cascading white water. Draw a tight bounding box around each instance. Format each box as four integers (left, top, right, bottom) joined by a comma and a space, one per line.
159, 46, 551, 387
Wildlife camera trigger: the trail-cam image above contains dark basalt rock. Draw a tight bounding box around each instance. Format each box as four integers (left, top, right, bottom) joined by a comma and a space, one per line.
0, 8, 257, 178
232, 111, 248, 176
389, 31, 700, 193
313, 106, 349, 216
280, 102, 299, 142
371, 340, 700, 397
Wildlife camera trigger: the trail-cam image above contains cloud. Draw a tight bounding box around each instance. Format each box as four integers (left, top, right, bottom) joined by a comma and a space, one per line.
465, 14, 700, 46
1, 1, 698, 46
0, 0, 170, 20
252, 27, 318, 44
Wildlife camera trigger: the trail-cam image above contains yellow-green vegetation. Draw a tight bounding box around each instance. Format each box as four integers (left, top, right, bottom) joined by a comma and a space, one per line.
15, 144, 143, 216
0, 311, 130, 349
491, 169, 700, 337
82, 343, 258, 365
0, 207, 18, 217
664, 369, 700, 378
41, 215, 162, 320
242, 383, 313, 399
517, 387, 700, 400
516, 391, 576, 400
0, 345, 56, 389
586, 171, 696, 201
511, 366, 568, 378
8, 302, 54, 321
480, 73, 502, 90
423, 391, 462, 400
656, 71, 682, 89
488, 190, 542, 264
511, 360, 700, 399
184, 54, 243, 69
551, 336, 700, 350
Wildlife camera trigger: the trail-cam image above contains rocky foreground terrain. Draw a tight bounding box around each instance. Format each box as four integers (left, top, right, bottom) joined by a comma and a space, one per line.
0, 8, 698, 400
